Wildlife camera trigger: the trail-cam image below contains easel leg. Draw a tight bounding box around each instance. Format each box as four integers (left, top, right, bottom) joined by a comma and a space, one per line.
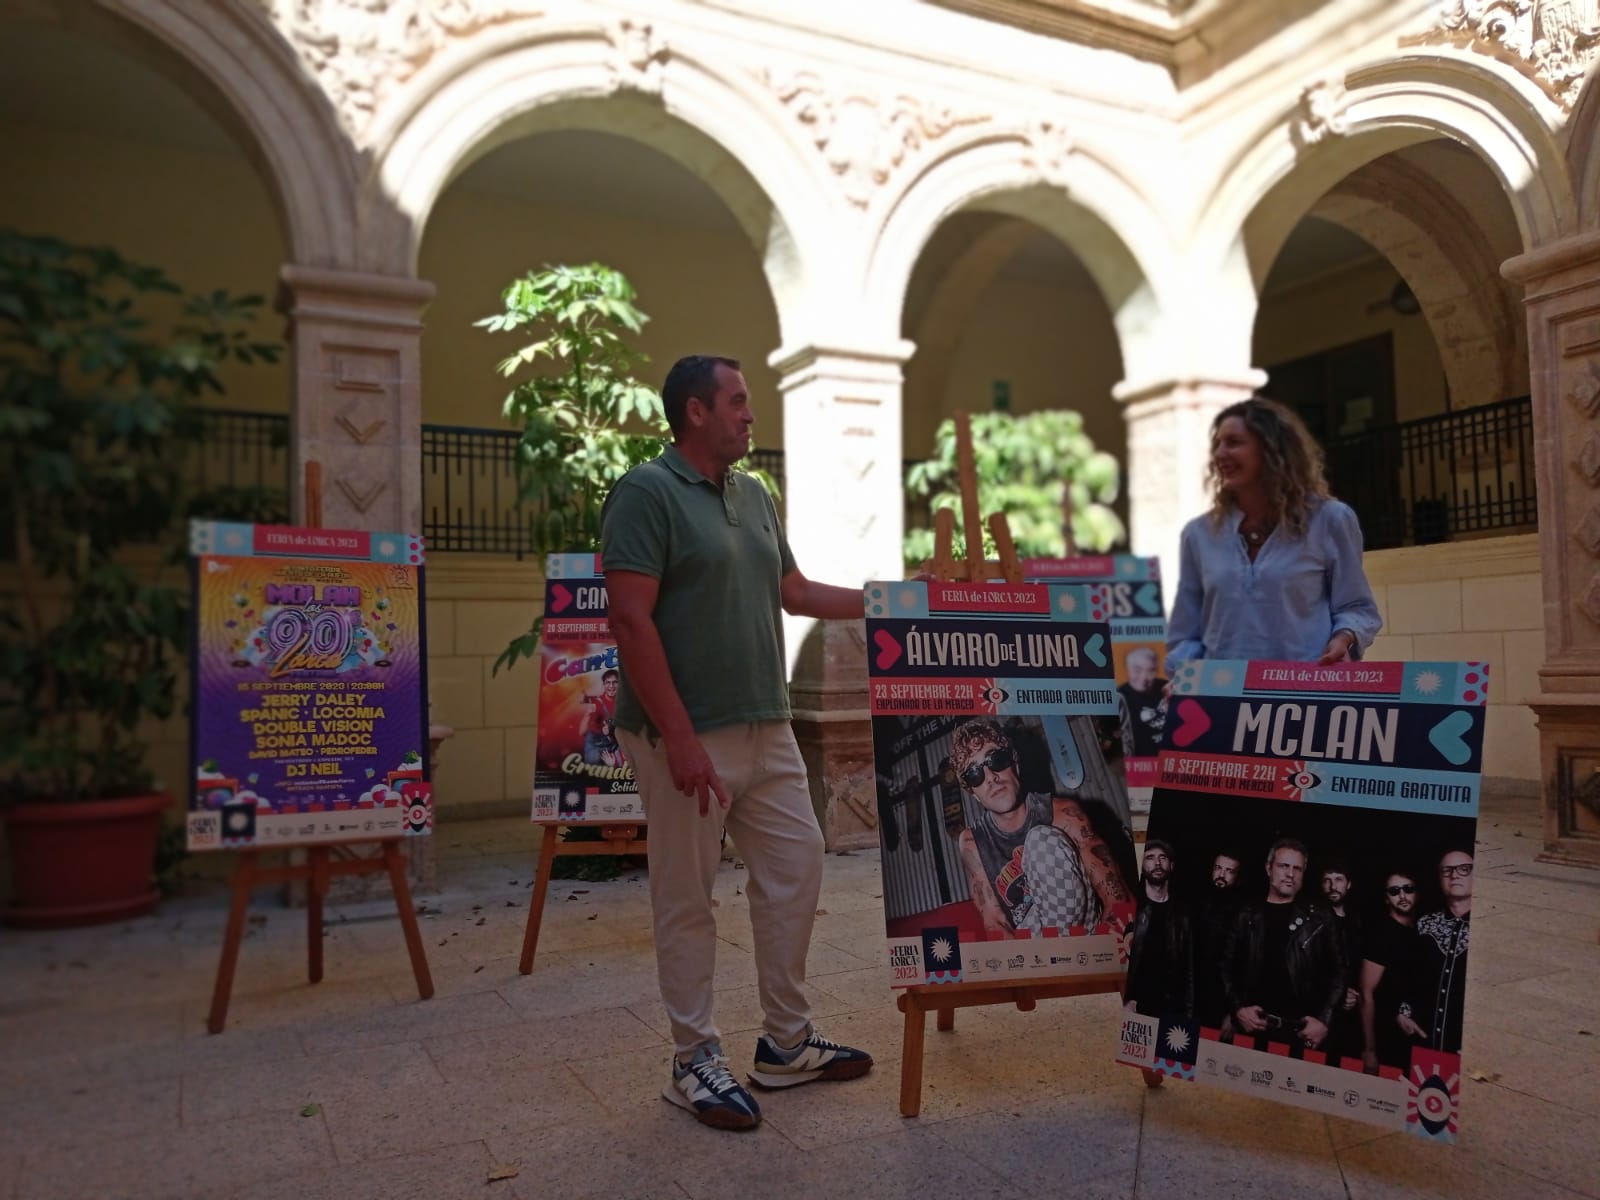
1141, 1068, 1164, 1089
307, 847, 328, 985
898, 995, 928, 1118
936, 1007, 955, 1033
383, 841, 434, 1000
207, 852, 257, 1035
518, 827, 561, 975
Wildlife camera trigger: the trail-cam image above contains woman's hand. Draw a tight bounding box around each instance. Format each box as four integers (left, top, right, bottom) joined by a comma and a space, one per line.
1318, 630, 1357, 665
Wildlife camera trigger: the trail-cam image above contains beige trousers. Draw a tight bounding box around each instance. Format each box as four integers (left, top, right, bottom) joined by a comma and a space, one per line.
617, 721, 824, 1058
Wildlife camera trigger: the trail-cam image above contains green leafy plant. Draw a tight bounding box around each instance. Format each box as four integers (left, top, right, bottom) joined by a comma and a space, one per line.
903, 409, 1125, 570
0, 230, 280, 804
479, 263, 776, 675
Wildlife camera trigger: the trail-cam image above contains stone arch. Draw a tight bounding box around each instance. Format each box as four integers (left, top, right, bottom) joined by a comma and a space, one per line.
1308, 155, 1526, 408
1568, 67, 1600, 232
369, 21, 839, 340
84, 0, 360, 268
864, 128, 1175, 385
1201, 47, 1577, 293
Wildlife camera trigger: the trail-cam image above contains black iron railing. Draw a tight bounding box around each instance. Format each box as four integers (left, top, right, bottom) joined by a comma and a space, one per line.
1326, 396, 1536, 550
188, 398, 1538, 555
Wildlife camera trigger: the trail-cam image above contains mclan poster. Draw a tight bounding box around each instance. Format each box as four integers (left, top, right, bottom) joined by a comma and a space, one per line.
1024, 555, 1166, 803
866, 578, 1139, 988
188, 521, 431, 850
1115, 658, 1486, 1144
532, 553, 640, 823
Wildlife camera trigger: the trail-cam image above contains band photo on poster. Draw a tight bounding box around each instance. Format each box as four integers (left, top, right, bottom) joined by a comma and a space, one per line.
1115, 658, 1486, 1144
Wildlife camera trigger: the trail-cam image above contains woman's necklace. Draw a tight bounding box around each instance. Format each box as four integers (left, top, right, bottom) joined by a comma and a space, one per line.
1239, 516, 1276, 552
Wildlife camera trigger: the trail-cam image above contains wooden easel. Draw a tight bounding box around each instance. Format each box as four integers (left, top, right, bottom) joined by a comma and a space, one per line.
206, 462, 434, 1034
518, 821, 648, 974
894, 412, 1159, 1116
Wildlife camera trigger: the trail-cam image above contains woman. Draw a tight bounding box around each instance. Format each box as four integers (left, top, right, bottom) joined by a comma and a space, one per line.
1167, 397, 1381, 672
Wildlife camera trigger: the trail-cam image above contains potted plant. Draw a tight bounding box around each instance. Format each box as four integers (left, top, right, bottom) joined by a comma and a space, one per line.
0, 230, 279, 927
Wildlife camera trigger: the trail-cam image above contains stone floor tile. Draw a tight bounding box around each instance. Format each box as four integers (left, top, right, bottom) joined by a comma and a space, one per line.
682, 1125, 1028, 1200
564, 1041, 678, 1112
319, 1064, 603, 1163
422, 1006, 666, 1081
15, 1109, 336, 1200
297, 988, 520, 1056
182, 976, 399, 1038
928, 1084, 1143, 1191
0, 1153, 18, 1200
182, 1041, 443, 1126
1461, 1025, 1600, 1116
1450, 1080, 1600, 1196
488, 1103, 792, 1200
0, 1075, 178, 1157
226, 1139, 493, 1200
1338, 1132, 1594, 1200
0, 1025, 305, 1092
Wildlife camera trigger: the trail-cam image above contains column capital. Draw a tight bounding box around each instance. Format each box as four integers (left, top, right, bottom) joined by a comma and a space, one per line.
1502, 231, 1600, 291
1112, 371, 1267, 408
768, 339, 916, 387
277, 264, 436, 330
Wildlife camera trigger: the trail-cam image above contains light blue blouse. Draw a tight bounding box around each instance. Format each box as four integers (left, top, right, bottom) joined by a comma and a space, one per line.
1165, 499, 1382, 673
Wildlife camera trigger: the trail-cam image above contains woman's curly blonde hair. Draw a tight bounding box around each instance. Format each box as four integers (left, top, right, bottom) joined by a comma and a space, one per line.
1207, 396, 1330, 538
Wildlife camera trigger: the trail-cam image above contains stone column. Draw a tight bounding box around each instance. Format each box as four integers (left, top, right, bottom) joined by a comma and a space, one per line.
1114, 374, 1264, 594
771, 341, 911, 849
278, 265, 440, 895
278, 265, 436, 531
1503, 231, 1600, 868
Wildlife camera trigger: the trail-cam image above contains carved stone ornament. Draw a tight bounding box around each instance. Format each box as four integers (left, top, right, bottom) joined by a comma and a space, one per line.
606, 19, 667, 96
1578, 431, 1600, 484
1291, 80, 1351, 148
250, 0, 544, 138
1567, 355, 1600, 416
1406, 0, 1600, 110
762, 70, 987, 208
1020, 118, 1075, 182
1582, 570, 1600, 624
1574, 500, 1600, 556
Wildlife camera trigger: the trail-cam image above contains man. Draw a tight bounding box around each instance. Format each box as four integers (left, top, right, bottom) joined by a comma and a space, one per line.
1398, 847, 1472, 1055
1194, 850, 1244, 1029
1318, 859, 1362, 1060
603, 355, 872, 1132
582, 669, 622, 766
1220, 838, 1346, 1052
1123, 839, 1194, 1017
1116, 646, 1169, 759
1359, 868, 1419, 1072
951, 718, 1134, 937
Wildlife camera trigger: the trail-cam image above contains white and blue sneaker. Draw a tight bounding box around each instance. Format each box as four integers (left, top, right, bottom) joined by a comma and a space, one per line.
749, 1023, 874, 1089
663, 1044, 763, 1131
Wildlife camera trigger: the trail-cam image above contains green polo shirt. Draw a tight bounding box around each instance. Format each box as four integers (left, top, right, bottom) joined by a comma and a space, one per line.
600, 444, 797, 735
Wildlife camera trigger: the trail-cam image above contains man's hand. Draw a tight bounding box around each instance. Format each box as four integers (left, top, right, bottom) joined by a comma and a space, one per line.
1318, 630, 1357, 664
1297, 1016, 1329, 1048
662, 731, 729, 817
1235, 1005, 1267, 1033
1396, 1012, 1424, 1040
1343, 987, 1359, 1011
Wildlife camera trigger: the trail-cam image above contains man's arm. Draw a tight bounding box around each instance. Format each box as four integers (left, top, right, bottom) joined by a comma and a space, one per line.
780, 568, 865, 620
1358, 959, 1385, 1069
1050, 798, 1134, 913
605, 570, 727, 817
957, 830, 1014, 937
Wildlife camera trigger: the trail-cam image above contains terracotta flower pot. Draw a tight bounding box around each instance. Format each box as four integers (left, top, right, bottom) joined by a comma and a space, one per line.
1, 792, 171, 928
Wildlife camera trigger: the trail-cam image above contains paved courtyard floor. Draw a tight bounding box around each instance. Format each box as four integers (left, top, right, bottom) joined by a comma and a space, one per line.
1, 788, 1598, 1200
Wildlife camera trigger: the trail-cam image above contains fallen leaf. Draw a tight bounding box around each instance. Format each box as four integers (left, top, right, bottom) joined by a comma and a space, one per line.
299, 1103, 321, 1117
587, 914, 598, 921
815, 909, 829, 916
471, 904, 483, 912
508, 880, 519, 886
1579, 1029, 1593, 1037
572, 889, 590, 895
506, 901, 519, 908
487, 1164, 520, 1183
474, 965, 485, 973
437, 939, 448, 947
475, 917, 487, 926
1468, 1069, 1501, 1083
